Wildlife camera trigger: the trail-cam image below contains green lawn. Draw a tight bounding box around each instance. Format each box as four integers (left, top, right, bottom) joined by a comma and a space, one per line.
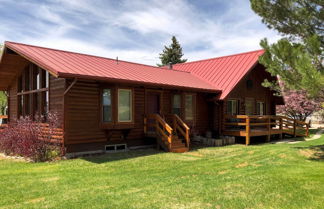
0, 130, 324, 209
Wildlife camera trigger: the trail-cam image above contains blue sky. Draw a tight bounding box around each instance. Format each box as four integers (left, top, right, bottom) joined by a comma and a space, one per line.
0, 0, 280, 65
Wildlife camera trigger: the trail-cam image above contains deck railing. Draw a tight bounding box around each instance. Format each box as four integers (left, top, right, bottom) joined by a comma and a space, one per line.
223, 115, 310, 145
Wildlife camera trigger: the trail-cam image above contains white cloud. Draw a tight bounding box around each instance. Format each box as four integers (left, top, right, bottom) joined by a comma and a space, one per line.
0, 0, 281, 65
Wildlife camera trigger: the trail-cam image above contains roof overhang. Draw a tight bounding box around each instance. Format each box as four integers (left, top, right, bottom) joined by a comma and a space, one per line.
0, 47, 29, 90
58, 72, 221, 94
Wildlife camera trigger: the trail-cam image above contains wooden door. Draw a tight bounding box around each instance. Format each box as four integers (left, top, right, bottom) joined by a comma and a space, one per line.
146, 93, 161, 114
146, 92, 161, 132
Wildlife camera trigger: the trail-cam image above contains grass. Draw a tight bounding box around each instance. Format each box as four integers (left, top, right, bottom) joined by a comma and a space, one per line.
0, 130, 324, 209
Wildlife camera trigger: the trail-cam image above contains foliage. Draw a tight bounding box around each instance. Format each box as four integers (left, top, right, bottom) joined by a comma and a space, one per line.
0, 91, 7, 115
0, 112, 62, 162
0, 45, 6, 115
158, 36, 187, 66
0, 133, 324, 208
277, 89, 322, 121
250, 0, 324, 98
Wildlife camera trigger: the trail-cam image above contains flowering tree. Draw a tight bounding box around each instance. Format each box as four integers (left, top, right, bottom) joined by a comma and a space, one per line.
277, 90, 322, 121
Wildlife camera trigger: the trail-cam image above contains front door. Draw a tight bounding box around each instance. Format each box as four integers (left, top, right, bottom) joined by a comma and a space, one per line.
147, 92, 161, 114
146, 92, 161, 132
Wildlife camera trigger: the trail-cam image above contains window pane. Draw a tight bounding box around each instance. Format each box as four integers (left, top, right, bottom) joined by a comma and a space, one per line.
227, 100, 237, 115
185, 95, 193, 120
172, 94, 181, 115
102, 89, 112, 122
118, 89, 132, 122
245, 99, 254, 115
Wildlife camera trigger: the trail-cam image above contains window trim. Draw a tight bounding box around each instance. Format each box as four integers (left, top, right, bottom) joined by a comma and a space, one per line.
117, 88, 133, 123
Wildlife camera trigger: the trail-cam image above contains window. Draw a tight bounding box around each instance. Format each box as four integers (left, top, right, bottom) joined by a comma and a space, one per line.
227, 100, 238, 115
246, 79, 253, 89
257, 101, 265, 115
184, 94, 194, 120
17, 65, 50, 120
245, 98, 254, 115
118, 89, 132, 122
102, 89, 112, 122
172, 94, 181, 116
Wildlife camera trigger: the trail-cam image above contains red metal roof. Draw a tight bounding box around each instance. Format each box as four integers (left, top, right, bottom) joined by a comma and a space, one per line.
172, 50, 265, 99
4, 41, 218, 92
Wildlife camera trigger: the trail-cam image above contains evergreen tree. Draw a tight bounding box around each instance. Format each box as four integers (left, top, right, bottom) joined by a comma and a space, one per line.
250, 0, 324, 99
158, 36, 187, 66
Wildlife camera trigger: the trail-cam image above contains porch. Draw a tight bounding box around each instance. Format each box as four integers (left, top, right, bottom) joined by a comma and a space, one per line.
223, 115, 310, 145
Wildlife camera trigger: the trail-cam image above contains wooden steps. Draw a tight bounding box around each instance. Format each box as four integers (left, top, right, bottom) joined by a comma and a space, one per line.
144, 114, 190, 153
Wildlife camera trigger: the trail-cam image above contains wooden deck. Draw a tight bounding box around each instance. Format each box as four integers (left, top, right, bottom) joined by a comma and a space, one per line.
223, 115, 310, 145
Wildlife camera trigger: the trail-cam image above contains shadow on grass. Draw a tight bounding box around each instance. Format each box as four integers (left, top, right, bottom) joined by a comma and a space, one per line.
81, 148, 162, 164
294, 145, 324, 161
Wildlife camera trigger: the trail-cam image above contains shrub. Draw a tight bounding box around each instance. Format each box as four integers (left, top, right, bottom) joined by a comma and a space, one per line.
0, 112, 63, 162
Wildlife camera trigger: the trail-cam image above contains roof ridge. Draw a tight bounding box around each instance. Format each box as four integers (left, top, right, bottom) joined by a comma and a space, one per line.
173, 49, 264, 66
5, 41, 191, 74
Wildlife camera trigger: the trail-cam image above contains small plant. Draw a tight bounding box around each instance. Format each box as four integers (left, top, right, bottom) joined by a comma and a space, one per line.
0, 112, 63, 162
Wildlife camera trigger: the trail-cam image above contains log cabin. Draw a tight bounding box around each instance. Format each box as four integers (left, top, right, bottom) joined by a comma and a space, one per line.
0, 41, 291, 155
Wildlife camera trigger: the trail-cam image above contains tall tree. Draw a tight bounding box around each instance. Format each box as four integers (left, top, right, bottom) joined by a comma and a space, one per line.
158, 36, 187, 66
0, 44, 7, 115
250, 0, 324, 99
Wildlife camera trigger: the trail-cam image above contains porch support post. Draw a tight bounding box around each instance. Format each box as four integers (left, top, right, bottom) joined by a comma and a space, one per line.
245, 116, 250, 145
267, 116, 271, 142
279, 117, 283, 140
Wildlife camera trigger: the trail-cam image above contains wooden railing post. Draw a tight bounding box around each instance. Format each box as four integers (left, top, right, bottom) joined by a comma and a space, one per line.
293, 119, 296, 137
245, 117, 250, 145
279, 117, 283, 139
267, 116, 271, 142
306, 122, 310, 137
144, 116, 147, 134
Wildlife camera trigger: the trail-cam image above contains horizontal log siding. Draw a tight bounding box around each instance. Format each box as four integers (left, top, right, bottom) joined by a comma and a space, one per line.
49, 76, 65, 127
195, 93, 210, 135
8, 79, 18, 121
64, 80, 106, 146
224, 64, 277, 116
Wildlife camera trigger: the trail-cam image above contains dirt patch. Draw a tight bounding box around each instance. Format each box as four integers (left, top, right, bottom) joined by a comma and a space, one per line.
42, 177, 60, 182
279, 153, 287, 158
299, 149, 316, 158
299, 146, 324, 160
235, 162, 249, 168
218, 170, 228, 175
186, 152, 204, 157
26, 197, 45, 203
248, 151, 254, 155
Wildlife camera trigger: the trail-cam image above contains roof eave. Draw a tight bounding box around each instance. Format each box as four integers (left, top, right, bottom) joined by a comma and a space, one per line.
58, 72, 221, 94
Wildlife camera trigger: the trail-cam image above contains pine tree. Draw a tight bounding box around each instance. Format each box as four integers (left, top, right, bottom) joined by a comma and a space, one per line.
250, 0, 324, 99
158, 36, 187, 66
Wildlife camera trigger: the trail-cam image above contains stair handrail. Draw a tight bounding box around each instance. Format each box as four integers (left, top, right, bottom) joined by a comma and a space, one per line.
172, 114, 190, 148
146, 114, 173, 149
